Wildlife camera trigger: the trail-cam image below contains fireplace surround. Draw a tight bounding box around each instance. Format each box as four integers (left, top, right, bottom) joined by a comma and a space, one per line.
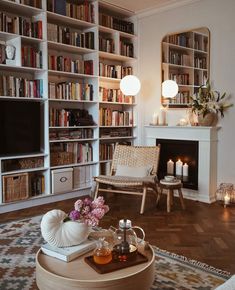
145, 126, 219, 203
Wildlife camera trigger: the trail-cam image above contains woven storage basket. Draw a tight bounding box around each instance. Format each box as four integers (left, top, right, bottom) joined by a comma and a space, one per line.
50, 152, 74, 166
3, 173, 29, 203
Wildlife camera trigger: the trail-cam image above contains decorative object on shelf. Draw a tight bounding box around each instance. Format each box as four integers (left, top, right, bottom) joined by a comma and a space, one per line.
41, 196, 109, 247
215, 183, 234, 207
178, 117, 188, 126
5, 44, 16, 65
160, 80, 179, 125
190, 80, 233, 126
120, 75, 141, 96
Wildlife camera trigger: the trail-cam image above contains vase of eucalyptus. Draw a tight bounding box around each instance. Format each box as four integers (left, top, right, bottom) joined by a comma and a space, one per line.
189, 80, 233, 126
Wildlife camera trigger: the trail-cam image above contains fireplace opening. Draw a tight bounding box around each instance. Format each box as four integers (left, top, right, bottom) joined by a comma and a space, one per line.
156, 139, 199, 190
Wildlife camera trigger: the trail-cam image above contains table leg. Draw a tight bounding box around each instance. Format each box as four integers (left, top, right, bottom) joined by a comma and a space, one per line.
178, 188, 185, 210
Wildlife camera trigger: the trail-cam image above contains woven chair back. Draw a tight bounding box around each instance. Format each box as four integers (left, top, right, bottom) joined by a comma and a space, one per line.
110, 145, 160, 176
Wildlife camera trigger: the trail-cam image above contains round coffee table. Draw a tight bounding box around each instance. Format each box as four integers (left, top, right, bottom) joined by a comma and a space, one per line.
36, 244, 155, 290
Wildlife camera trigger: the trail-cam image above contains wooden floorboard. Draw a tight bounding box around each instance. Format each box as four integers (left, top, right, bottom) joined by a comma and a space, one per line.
1, 192, 235, 273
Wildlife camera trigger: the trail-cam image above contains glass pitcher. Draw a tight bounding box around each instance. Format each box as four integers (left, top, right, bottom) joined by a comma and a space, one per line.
109, 219, 145, 258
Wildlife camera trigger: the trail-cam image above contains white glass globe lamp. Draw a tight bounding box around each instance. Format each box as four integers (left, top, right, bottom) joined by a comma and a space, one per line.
120, 75, 141, 96
162, 80, 178, 98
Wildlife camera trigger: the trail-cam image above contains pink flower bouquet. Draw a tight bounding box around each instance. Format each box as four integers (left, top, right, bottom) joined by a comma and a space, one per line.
68, 196, 109, 227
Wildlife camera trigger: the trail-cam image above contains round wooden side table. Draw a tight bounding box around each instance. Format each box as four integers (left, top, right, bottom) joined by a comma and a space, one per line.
36, 245, 155, 290
157, 179, 185, 212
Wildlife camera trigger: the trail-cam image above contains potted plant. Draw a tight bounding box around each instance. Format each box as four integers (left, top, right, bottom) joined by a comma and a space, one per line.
189, 80, 233, 126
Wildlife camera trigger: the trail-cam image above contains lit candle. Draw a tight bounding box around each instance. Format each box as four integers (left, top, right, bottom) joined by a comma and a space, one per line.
176, 159, 183, 176
183, 163, 189, 177
167, 159, 174, 175
152, 112, 159, 125
224, 193, 230, 207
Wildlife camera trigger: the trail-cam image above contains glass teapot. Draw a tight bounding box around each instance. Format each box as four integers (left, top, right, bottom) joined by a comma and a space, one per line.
109, 219, 145, 256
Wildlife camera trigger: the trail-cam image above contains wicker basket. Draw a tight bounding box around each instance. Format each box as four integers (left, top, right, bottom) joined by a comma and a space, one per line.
50, 152, 74, 166
2, 173, 29, 203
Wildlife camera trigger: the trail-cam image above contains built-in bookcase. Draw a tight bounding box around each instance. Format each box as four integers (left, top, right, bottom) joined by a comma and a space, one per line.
161, 27, 210, 108
0, 0, 137, 212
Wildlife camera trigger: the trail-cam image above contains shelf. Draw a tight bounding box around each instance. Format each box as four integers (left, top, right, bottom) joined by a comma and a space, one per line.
0, 0, 43, 16
50, 161, 98, 170
47, 11, 96, 29
48, 70, 98, 79
99, 136, 135, 140
99, 25, 136, 39
48, 41, 96, 54
99, 51, 136, 62
49, 99, 97, 103
99, 125, 135, 128
0, 64, 45, 73
49, 138, 97, 143
0, 96, 47, 102
21, 35, 45, 44
0, 153, 47, 160
99, 76, 121, 83
0, 31, 20, 41
163, 62, 194, 70
99, 101, 136, 105
99, 159, 112, 163
49, 126, 98, 129
2, 167, 48, 176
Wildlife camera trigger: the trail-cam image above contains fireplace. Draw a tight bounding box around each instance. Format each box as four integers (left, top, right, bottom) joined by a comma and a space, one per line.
156, 139, 199, 190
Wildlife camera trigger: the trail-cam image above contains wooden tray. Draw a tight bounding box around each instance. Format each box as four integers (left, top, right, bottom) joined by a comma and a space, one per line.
84, 251, 148, 274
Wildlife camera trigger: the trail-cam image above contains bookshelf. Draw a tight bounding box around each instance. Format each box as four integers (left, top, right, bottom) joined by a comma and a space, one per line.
0, 0, 137, 212
161, 27, 210, 108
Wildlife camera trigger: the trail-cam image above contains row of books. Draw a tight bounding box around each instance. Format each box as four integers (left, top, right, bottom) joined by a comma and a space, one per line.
120, 41, 134, 57
0, 13, 42, 39
73, 165, 93, 189
194, 37, 208, 52
99, 37, 114, 53
49, 108, 95, 127
99, 108, 133, 126
49, 128, 93, 141
168, 91, 191, 104
21, 46, 42, 68
194, 57, 207, 69
100, 127, 132, 138
20, 0, 41, 8
49, 82, 93, 101
48, 55, 93, 75
47, 23, 94, 49
169, 50, 191, 66
30, 174, 45, 196
47, 0, 94, 23
167, 33, 191, 48
0, 75, 43, 98
99, 13, 134, 34
99, 63, 133, 79
50, 142, 93, 164
170, 73, 190, 85
99, 87, 123, 103
99, 143, 115, 161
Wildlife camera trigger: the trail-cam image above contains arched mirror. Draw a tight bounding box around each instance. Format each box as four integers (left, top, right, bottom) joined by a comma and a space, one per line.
161, 27, 210, 108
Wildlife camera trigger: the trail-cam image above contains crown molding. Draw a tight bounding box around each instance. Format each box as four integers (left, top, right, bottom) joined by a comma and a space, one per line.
137, 0, 202, 19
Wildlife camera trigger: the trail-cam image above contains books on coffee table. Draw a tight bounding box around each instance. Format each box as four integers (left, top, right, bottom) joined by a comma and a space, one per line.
41, 239, 96, 262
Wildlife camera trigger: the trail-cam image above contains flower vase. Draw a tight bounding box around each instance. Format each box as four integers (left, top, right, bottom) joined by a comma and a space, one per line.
198, 112, 218, 126
41, 209, 91, 247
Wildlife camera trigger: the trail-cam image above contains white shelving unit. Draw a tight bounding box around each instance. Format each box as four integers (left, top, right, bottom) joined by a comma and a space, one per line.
0, 0, 137, 213
161, 27, 209, 108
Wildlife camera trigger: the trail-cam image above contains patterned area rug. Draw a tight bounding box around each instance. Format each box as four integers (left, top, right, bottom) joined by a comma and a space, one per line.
0, 216, 231, 290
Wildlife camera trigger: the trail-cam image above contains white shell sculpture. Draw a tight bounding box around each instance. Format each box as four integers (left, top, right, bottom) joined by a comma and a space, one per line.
40, 209, 90, 247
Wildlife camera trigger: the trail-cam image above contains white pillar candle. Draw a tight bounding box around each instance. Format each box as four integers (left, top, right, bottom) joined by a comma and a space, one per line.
159, 107, 167, 125
176, 159, 183, 176
183, 163, 189, 177
167, 159, 174, 175
152, 113, 158, 125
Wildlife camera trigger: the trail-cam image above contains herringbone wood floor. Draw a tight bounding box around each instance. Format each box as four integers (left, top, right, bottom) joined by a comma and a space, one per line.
1, 192, 235, 273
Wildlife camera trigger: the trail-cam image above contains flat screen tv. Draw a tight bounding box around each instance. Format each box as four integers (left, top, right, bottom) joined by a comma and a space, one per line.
0, 100, 43, 156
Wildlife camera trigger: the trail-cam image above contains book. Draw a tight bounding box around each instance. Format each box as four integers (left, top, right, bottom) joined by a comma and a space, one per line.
41, 239, 96, 262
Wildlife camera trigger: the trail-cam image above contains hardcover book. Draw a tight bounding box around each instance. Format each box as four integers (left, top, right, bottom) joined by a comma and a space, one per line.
41, 239, 96, 262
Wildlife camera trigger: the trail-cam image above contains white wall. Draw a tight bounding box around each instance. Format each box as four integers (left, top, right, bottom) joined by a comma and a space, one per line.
137, 0, 235, 186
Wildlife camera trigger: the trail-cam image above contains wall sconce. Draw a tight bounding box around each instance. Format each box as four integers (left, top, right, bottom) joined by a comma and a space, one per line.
120, 75, 141, 96
162, 80, 179, 100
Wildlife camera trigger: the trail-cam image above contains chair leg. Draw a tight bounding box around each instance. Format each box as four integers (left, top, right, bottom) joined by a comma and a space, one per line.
156, 187, 162, 206
167, 190, 172, 213
178, 188, 185, 210
94, 183, 99, 199
140, 187, 147, 214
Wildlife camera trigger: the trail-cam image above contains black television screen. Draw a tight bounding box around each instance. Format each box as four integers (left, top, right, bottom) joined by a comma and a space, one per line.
0, 100, 43, 156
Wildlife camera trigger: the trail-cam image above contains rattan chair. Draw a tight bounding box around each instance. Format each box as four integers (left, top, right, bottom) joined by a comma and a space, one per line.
94, 144, 161, 214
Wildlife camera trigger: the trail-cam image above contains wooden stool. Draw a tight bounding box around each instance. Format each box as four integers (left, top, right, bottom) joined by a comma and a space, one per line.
157, 179, 185, 213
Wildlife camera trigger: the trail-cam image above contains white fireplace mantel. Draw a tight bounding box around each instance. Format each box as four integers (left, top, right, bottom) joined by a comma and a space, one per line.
144, 125, 220, 203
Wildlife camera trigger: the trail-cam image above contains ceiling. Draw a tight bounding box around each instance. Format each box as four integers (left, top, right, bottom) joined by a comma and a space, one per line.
101, 0, 194, 14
